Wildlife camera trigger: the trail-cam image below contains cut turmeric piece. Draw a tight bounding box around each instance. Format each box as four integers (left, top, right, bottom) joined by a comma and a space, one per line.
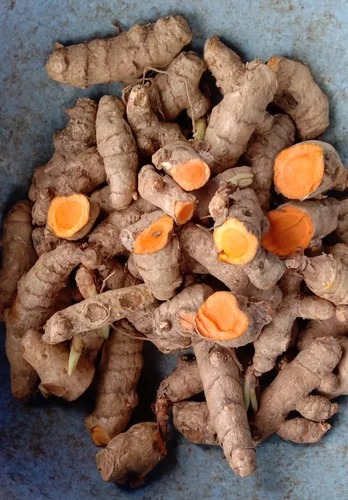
134, 215, 174, 255
174, 200, 195, 225
262, 206, 315, 257
48, 194, 92, 239
166, 159, 210, 191
213, 219, 259, 265
274, 143, 324, 199
195, 292, 249, 342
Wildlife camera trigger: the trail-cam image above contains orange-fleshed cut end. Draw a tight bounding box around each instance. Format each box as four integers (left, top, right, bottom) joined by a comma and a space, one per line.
267, 56, 281, 72
134, 215, 174, 254
213, 218, 259, 265
261, 205, 315, 257
174, 200, 195, 225
195, 291, 249, 341
169, 159, 210, 191
91, 425, 110, 447
48, 193, 90, 238
274, 143, 324, 199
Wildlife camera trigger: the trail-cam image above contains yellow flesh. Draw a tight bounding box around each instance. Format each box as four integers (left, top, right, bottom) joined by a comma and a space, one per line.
134, 215, 174, 254
48, 194, 90, 238
170, 159, 210, 191
174, 201, 195, 225
214, 218, 259, 265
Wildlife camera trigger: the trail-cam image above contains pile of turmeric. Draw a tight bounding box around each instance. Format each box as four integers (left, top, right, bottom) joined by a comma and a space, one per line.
2, 13, 348, 490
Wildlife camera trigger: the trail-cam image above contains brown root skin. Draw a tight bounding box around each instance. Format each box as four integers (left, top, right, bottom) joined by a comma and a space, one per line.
267, 56, 329, 139
154, 51, 210, 120
85, 320, 143, 446
195, 290, 277, 348
81, 206, 141, 269
138, 165, 196, 225
152, 141, 211, 191
32, 227, 60, 257
285, 244, 348, 306
194, 341, 256, 477
126, 83, 185, 157
91, 186, 157, 215
262, 198, 340, 258
43, 284, 156, 344
146, 284, 214, 353
30, 147, 106, 201
319, 337, 348, 399
96, 96, 138, 209
173, 401, 332, 446
98, 258, 140, 291
178, 223, 249, 294
5, 242, 82, 401
22, 329, 94, 401
252, 271, 335, 375
96, 422, 166, 488
244, 113, 296, 210
32, 188, 54, 226
297, 316, 348, 351
201, 58, 277, 174
46, 16, 192, 87
274, 141, 347, 200
335, 199, 348, 245
252, 337, 341, 443
0, 201, 37, 320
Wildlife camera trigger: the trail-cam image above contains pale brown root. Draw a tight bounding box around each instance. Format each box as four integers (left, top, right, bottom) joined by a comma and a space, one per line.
96, 96, 138, 209
183, 254, 208, 275
90, 186, 114, 214
0, 201, 37, 319
294, 395, 338, 421
46, 16, 192, 87
152, 141, 210, 191
251, 337, 342, 443
22, 329, 94, 401
335, 199, 348, 245
32, 227, 60, 257
178, 223, 249, 294
267, 56, 329, 139
98, 258, 139, 291
319, 337, 348, 399
274, 141, 347, 200
126, 254, 143, 281
285, 244, 348, 306
194, 341, 256, 477
173, 401, 218, 445
43, 284, 156, 344
85, 320, 143, 446
30, 147, 106, 200
138, 165, 196, 225
126, 83, 185, 156
131, 197, 158, 214
252, 272, 335, 375
277, 419, 331, 444
81, 206, 141, 268
31, 188, 54, 226
154, 51, 210, 120
192, 166, 254, 220
297, 316, 348, 351
201, 58, 277, 174
5, 242, 82, 401
96, 422, 166, 487
245, 113, 296, 210
156, 355, 203, 438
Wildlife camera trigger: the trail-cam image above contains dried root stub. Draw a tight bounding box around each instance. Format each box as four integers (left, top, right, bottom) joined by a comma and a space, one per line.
126, 83, 185, 157
195, 291, 276, 348
22, 329, 95, 401
47, 194, 100, 240
154, 51, 210, 120
252, 337, 341, 443
46, 15, 192, 87
96, 422, 166, 488
43, 284, 156, 344
194, 341, 256, 477
152, 141, 211, 191
274, 141, 347, 200
261, 198, 340, 257
252, 271, 335, 375
85, 320, 143, 446
0, 201, 37, 320
96, 96, 138, 209
120, 211, 182, 300
201, 37, 277, 174
212, 187, 284, 289
5, 242, 82, 401
267, 56, 329, 139
286, 244, 348, 306
32, 227, 60, 257
244, 113, 296, 210
138, 165, 196, 225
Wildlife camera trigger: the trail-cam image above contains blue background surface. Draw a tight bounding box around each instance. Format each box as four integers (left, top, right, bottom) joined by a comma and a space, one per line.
0, 1, 348, 498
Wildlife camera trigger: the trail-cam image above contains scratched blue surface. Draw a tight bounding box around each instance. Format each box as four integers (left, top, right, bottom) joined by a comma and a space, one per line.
1, 1, 348, 498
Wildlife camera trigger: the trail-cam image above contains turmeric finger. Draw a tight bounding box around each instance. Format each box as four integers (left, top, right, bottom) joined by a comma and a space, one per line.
294, 395, 338, 422
96, 96, 138, 209
32, 227, 60, 256
297, 315, 348, 351
277, 419, 331, 444
138, 165, 196, 225
274, 141, 347, 200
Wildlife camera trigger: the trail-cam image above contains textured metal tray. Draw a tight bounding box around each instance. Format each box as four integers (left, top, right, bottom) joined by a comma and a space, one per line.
1, 1, 348, 498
